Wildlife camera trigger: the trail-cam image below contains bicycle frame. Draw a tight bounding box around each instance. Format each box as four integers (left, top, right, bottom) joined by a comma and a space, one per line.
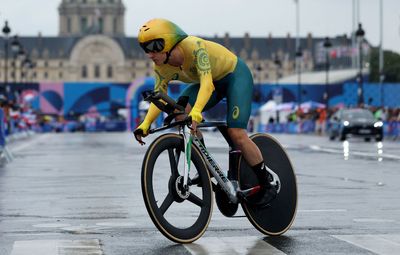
181, 123, 239, 204
142, 90, 280, 204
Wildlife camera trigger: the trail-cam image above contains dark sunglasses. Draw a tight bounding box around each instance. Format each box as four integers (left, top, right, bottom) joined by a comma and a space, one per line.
140, 39, 165, 53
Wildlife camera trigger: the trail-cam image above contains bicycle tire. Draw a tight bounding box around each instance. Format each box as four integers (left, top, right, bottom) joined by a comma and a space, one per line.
238, 133, 297, 236
141, 133, 213, 243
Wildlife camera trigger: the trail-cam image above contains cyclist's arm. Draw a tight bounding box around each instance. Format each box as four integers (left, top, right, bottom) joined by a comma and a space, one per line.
190, 40, 214, 123
141, 69, 169, 126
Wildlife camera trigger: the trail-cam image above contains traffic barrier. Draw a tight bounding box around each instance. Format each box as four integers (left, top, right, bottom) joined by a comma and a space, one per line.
258, 120, 400, 140
0, 108, 14, 162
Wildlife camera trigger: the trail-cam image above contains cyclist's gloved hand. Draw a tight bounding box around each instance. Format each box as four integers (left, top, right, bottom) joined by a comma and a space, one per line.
189, 110, 202, 123
134, 120, 150, 145
188, 110, 202, 134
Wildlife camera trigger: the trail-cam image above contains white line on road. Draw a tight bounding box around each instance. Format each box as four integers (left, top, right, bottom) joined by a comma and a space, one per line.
308, 144, 400, 160
10, 134, 50, 153
298, 209, 347, 213
11, 239, 103, 255
353, 218, 396, 223
184, 236, 286, 255
332, 234, 400, 255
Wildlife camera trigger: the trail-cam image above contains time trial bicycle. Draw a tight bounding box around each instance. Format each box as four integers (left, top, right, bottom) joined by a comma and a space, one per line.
135, 90, 297, 243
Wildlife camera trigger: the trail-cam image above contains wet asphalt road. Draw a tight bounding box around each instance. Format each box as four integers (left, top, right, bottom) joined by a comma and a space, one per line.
1, 132, 400, 255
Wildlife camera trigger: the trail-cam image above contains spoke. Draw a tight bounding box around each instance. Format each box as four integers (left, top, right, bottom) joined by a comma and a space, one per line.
159, 192, 174, 215
187, 193, 204, 207
168, 148, 179, 177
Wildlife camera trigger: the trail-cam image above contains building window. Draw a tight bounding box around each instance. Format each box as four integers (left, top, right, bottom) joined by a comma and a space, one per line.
67, 17, 72, 33
59, 72, 63, 79
59, 62, 63, 67
98, 18, 103, 33
132, 72, 136, 79
82, 65, 87, 78
113, 18, 117, 34
107, 65, 113, 78
44, 72, 48, 79
33, 72, 36, 78
81, 17, 88, 33
44, 61, 48, 68
94, 65, 100, 78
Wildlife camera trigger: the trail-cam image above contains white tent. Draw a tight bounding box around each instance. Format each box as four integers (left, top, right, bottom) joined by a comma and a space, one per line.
259, 100, 293, 124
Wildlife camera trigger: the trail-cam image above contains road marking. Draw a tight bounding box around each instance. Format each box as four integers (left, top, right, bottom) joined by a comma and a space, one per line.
95, 222, 136, 227
33, 223, 72, 228
308, 144, 400, 160
353, 218, 396, 223
11, 239, 102, 255
184, 236, 286, 255
11, 134, 50, 153
298, 209, 347, 213
332, 234, 400, 255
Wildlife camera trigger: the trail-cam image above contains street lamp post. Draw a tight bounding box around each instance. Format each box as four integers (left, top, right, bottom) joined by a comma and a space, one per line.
10, 36, 21, 85
379, 0, 384, 107
294, 0, 302, 106
274, 55, 282, 123
323, 37, 332, 106
296, 48, 303, 106
2, 21, 11, 98
18, 47, 26, 83
356, 23, 365, 106
22, 57, 32, 83
28, 61, 36, 83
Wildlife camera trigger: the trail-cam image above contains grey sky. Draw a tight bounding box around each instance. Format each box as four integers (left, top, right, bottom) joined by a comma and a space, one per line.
1, 0, 400, 53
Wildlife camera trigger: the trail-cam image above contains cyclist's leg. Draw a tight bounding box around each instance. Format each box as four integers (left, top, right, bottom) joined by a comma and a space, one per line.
223, 58, 263, 165
224, 58, 276, 201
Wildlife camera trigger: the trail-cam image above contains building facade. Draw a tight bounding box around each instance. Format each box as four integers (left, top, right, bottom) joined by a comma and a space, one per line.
0, 0, 362, 85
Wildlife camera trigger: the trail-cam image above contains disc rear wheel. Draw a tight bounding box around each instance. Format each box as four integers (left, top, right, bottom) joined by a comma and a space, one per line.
238, 133, 297, 236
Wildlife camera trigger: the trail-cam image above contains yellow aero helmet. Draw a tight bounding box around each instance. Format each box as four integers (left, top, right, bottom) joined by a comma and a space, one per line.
138, 18, 188, 53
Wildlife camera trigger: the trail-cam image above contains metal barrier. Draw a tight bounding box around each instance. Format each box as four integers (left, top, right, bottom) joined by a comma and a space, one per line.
259, 120, 400, 139
0, 108, 14, 162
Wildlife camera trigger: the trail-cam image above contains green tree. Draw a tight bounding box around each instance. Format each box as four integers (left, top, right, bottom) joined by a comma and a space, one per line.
369, 48, 400, 82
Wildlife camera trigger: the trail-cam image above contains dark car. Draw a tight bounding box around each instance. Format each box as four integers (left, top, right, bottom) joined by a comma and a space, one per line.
328, 108, 383, 141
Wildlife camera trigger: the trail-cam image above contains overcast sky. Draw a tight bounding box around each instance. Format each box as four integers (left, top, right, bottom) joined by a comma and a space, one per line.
1, 0, 400, 53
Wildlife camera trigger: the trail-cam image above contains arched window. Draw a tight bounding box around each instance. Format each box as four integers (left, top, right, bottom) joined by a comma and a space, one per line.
67, 17, 72, 33
98, 18, 103, 33
94, 65, 100, 78
81, 65, 87, 78
113, 18, 117, 33
81, 17, 88, 33
107, 65, 113, 78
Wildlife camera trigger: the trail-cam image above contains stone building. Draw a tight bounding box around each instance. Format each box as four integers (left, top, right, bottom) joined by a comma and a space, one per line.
0, 0, 357, 84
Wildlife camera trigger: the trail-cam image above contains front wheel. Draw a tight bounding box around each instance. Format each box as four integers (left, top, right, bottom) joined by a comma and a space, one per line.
238, 133, 297, 236
141, 133, 213, 243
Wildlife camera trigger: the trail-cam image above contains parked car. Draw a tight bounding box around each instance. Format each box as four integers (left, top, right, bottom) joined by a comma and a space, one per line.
328, 108, 383, 142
